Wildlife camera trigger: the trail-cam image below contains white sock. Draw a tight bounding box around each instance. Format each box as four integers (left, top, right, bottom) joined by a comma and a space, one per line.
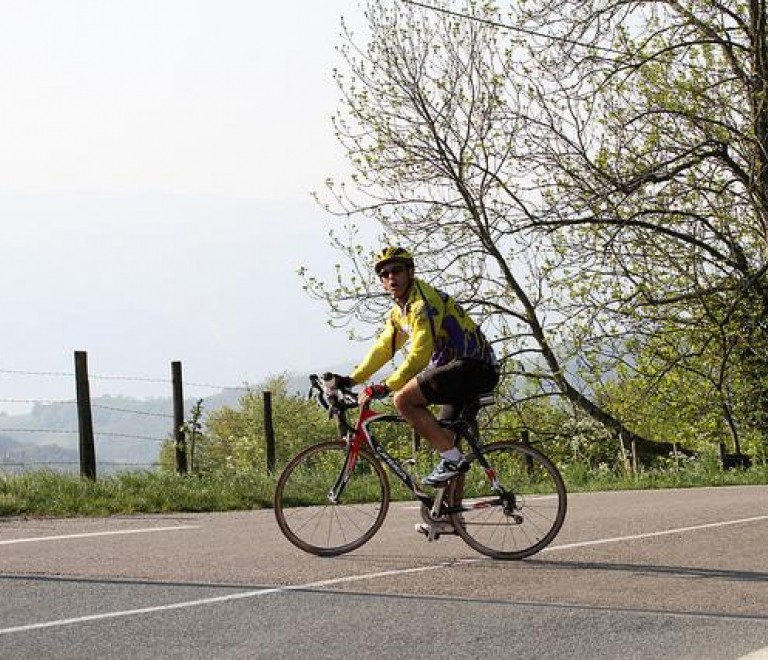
440, 447, 462, 462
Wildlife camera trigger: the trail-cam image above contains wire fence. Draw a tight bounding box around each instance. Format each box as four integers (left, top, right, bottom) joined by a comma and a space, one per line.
0, 357, 261, 476
0, 461, 160, 468
0, 368, 253, 391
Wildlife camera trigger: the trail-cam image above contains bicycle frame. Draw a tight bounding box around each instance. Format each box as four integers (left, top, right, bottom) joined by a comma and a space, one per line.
325, 388, 505, 516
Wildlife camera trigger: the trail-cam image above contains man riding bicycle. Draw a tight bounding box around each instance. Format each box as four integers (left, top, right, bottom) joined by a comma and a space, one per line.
333, 247, 500, 486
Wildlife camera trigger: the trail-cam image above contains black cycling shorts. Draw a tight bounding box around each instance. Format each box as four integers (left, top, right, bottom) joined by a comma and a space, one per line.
416, 359, 500, 421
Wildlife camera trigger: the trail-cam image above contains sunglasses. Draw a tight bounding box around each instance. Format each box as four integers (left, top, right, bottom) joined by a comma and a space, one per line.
378, 264, 407, 279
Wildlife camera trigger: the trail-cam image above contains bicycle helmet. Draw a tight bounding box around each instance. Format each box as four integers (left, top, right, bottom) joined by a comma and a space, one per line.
374, 246, 415, 275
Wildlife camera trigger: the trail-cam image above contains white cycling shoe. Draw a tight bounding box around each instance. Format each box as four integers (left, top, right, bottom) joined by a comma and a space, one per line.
422, 457, 469, 486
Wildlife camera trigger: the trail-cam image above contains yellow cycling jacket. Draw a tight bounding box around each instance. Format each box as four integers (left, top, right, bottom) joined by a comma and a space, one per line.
350, 278, 497, 391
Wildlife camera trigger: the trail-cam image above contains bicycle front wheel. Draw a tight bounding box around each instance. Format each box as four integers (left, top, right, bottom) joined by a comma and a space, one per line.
273, 440, 390, 556
448, 441, 567, 560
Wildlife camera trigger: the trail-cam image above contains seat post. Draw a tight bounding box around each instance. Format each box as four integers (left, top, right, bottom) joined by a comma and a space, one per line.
463, 391, 495, 449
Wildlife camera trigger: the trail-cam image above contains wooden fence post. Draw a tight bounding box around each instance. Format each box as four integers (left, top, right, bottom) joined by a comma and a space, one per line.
631, 437, 638, 475
172, 361, 187, 475
264, 391, 275, 472
74, 351, 96, 480
618, 431, 630, 474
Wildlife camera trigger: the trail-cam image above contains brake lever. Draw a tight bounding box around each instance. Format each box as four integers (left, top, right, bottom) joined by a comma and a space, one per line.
308, 374, 331, 411
310, 373, 358, 415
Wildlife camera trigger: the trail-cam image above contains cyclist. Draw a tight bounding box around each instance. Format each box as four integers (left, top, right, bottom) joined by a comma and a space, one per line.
333, 246, 500, 486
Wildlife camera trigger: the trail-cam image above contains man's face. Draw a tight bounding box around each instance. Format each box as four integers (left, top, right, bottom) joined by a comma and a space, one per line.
379, 262, 413, 300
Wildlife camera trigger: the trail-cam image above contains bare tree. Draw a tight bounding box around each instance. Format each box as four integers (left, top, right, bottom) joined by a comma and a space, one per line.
509, 0, 768, 452
309, 0, 681, 456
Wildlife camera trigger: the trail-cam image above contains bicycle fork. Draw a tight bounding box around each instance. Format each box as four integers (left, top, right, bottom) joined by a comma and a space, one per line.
327, 441, 359, 504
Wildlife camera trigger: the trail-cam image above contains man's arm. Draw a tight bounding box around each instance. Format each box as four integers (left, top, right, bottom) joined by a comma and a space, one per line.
382, 301, 434, 391
349, 319, 404, 384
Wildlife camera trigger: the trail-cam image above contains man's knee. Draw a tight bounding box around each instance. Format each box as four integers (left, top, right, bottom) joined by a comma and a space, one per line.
392, 388, 410, 415
393, 381, 427, 415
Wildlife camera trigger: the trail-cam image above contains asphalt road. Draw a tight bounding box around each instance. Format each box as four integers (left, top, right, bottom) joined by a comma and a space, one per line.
1, 485, 768, 659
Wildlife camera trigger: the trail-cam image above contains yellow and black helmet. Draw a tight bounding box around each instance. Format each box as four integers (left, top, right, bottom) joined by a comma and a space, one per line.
374, 246, 414, 274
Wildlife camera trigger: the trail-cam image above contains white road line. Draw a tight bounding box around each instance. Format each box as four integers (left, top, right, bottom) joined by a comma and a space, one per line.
0, 526, 200, 545
0, 562, 451, 635
542, 515, 768, 553
1, 514, 767, 635
738, 648, 768, 660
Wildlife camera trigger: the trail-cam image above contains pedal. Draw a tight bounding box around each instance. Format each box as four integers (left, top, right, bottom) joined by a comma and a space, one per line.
414, 521, 457, 542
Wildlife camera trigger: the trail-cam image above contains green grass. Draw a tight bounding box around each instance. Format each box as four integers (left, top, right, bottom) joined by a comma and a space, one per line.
0, 470, 276, 517
560, 458, 768, 492
1, 456, 767, 518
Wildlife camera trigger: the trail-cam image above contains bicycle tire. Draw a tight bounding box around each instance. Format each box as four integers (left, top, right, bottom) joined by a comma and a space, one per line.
274, 440, 390, 556
447, 441, 567, 560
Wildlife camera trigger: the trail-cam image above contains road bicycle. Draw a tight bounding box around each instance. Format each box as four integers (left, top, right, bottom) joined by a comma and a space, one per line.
273, 374, 567, 560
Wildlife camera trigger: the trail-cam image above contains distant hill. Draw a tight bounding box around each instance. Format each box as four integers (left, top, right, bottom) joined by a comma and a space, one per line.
0, 433, 80, 474
0, 391, 239, 471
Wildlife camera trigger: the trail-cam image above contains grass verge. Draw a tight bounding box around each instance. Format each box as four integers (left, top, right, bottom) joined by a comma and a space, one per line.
0, 470, 276, 517
1, 459, 767, 518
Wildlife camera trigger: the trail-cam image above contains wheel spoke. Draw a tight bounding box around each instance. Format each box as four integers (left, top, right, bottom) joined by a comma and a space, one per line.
274, 441, 390, 556
449, 442, 567, 560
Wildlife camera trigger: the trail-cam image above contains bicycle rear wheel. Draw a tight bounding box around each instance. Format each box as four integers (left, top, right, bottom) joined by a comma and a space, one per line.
274, 440, 390, 556
448, 441, 566, 560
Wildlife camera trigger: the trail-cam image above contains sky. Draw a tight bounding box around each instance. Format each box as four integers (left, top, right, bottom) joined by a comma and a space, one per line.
0, 0, 375, 412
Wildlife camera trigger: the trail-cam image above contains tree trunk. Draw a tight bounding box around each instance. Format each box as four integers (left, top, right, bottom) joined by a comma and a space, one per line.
487, 237, 688, 460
